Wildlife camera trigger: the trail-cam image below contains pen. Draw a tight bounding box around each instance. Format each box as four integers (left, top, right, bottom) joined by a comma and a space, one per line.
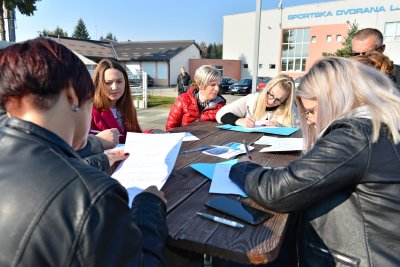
246, 106, 252, 117
243, 140, 253, 160
196, 212, 244, 228
181, 146, 209, 154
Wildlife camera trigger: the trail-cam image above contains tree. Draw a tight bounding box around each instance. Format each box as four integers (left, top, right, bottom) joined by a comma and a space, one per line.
72, 18, 90, 40
197, 41, 208, 58
105, 32, 117, 41
0, 0, 40, 41
322, 22, 360, 58
39, 26, 67, 37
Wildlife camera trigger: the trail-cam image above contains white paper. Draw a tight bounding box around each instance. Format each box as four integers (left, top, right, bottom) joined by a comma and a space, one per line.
183, 132, 199, 141
111, 132, 185, 204
209, 164, 247, 197
255, 136, 304, 152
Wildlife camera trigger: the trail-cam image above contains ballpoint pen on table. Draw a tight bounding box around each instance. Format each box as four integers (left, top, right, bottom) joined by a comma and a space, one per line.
196, 212, 244, 228
181, 146, 209, 154
242, 140, 253, 160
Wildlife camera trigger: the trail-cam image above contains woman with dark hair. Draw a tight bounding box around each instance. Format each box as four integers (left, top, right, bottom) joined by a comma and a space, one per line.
91, 59, 145, 143
0, 38, 168, 266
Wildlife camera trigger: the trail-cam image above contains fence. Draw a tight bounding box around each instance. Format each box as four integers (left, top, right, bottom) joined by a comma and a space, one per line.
131, 71, 148, 109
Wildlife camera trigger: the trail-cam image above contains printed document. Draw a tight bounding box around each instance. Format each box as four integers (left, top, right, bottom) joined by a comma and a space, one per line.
112, 132, 185, 205
254, 136, 304, 152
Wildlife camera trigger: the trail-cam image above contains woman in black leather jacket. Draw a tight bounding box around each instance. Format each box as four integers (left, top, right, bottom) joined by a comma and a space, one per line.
230, 57, 400, 267
0, 38, 168, 266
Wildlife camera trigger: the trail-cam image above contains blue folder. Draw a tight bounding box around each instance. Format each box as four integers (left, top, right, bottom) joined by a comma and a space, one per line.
190, 159, 238, 180
217, 124, 299, 136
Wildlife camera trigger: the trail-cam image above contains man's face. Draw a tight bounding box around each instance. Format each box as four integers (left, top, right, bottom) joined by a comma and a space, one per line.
181, 68, 185, 75
351, 36, 384, 56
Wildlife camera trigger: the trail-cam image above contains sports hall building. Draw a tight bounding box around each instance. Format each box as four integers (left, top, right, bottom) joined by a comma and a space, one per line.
223, 0, 400, 79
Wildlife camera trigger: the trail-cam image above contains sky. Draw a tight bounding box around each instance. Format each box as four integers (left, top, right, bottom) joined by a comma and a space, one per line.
14, 0, 334, 44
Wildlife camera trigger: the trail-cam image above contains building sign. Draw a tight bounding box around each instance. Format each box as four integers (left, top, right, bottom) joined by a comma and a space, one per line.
288, 5, 399, 20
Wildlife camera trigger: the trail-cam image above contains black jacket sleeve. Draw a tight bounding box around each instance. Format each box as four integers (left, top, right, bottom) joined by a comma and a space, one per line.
220, 112, 241, 125
241, 121, 369, 213
80, 183, 167, 267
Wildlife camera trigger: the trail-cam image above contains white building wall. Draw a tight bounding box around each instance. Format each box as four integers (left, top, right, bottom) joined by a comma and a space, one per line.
223, 0, 400, 78
170, 44, 200, 85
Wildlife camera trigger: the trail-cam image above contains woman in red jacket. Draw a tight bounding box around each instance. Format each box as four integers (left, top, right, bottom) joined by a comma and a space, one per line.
91, 59, 142, 143
166, 65, 226, 131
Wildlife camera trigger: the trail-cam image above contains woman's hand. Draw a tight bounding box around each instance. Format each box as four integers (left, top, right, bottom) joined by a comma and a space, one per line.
236, 116, 255, 128
262, 120, 281, 127
105, 149, 129, 168
96, 128, 120, 149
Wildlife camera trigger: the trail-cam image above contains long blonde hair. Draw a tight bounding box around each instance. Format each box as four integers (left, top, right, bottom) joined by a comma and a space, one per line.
297, 57, 400, 152
253, 74, 295, 126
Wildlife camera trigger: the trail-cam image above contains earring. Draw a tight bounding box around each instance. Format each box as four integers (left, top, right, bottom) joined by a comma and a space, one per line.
71, 105, 80, 112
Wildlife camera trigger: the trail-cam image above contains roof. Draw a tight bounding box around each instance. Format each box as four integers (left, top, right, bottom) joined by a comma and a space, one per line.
46, 36, 115, 60
45, 36, 200, 63
0, 40, 15, 50
71, 50, 97, 65
113, 40, 199, 61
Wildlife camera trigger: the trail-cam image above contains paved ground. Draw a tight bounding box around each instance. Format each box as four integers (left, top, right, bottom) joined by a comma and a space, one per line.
137, 87, 240, 131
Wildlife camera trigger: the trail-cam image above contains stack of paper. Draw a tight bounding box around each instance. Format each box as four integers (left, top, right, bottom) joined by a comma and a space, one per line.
112, 132, 185, 206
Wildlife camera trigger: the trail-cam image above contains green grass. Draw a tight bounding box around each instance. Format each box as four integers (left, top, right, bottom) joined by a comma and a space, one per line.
133, 95, 176, 108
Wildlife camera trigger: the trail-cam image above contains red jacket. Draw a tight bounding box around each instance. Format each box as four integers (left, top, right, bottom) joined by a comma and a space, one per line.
91, 108, 128, 143
165, 87, 226, 131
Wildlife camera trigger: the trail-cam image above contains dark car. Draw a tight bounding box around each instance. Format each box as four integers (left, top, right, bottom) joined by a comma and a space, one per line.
128, 73, 154, 87
229, 79, 253, 95
219, 77, 237, 94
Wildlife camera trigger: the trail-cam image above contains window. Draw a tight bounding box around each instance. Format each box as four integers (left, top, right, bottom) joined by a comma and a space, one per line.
259, 64, 263, 68
326, 35, 332, 42
215, 65, 224, 76
336, 35, 342, 42
269, 64, 276, 69
243, 64, 248, 69
281, 28, 310, 72
384, 21, 400, 41
311, 36, 316, 43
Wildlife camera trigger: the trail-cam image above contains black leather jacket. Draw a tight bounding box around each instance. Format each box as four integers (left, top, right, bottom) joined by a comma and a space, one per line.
232, 118, 400, 266
0, 117, 168, 266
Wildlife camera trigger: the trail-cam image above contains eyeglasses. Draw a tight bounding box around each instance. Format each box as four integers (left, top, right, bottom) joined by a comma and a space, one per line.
267, 91, 285, 105
351, 45, 384, 57
301, 106, 318, 120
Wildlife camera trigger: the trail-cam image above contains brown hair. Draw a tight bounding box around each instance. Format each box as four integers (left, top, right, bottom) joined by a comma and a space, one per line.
352, 51, 395, 77
92, 59, 141, 132
0, 37, 94, 110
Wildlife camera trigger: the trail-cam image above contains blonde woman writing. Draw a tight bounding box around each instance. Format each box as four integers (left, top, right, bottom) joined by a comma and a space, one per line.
216, 74, 295, 127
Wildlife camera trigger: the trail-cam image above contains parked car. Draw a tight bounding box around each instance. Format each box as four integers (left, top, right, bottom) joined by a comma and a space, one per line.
229, 79, 253, 95
220, 77, 238, 94
128, 73, 154, 87
257, 77, 272, 91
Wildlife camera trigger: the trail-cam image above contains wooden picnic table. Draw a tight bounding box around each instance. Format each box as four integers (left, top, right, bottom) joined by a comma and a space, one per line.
163, 121, 301, 265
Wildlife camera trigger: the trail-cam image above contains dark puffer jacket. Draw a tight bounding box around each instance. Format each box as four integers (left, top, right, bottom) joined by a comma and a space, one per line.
165, 87, 226, 131
230, 118, 400, 267
0, 117, 168, 267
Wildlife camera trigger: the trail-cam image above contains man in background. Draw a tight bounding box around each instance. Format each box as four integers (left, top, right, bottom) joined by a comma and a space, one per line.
351, 28, 400, 90
177, 67, 191, 95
